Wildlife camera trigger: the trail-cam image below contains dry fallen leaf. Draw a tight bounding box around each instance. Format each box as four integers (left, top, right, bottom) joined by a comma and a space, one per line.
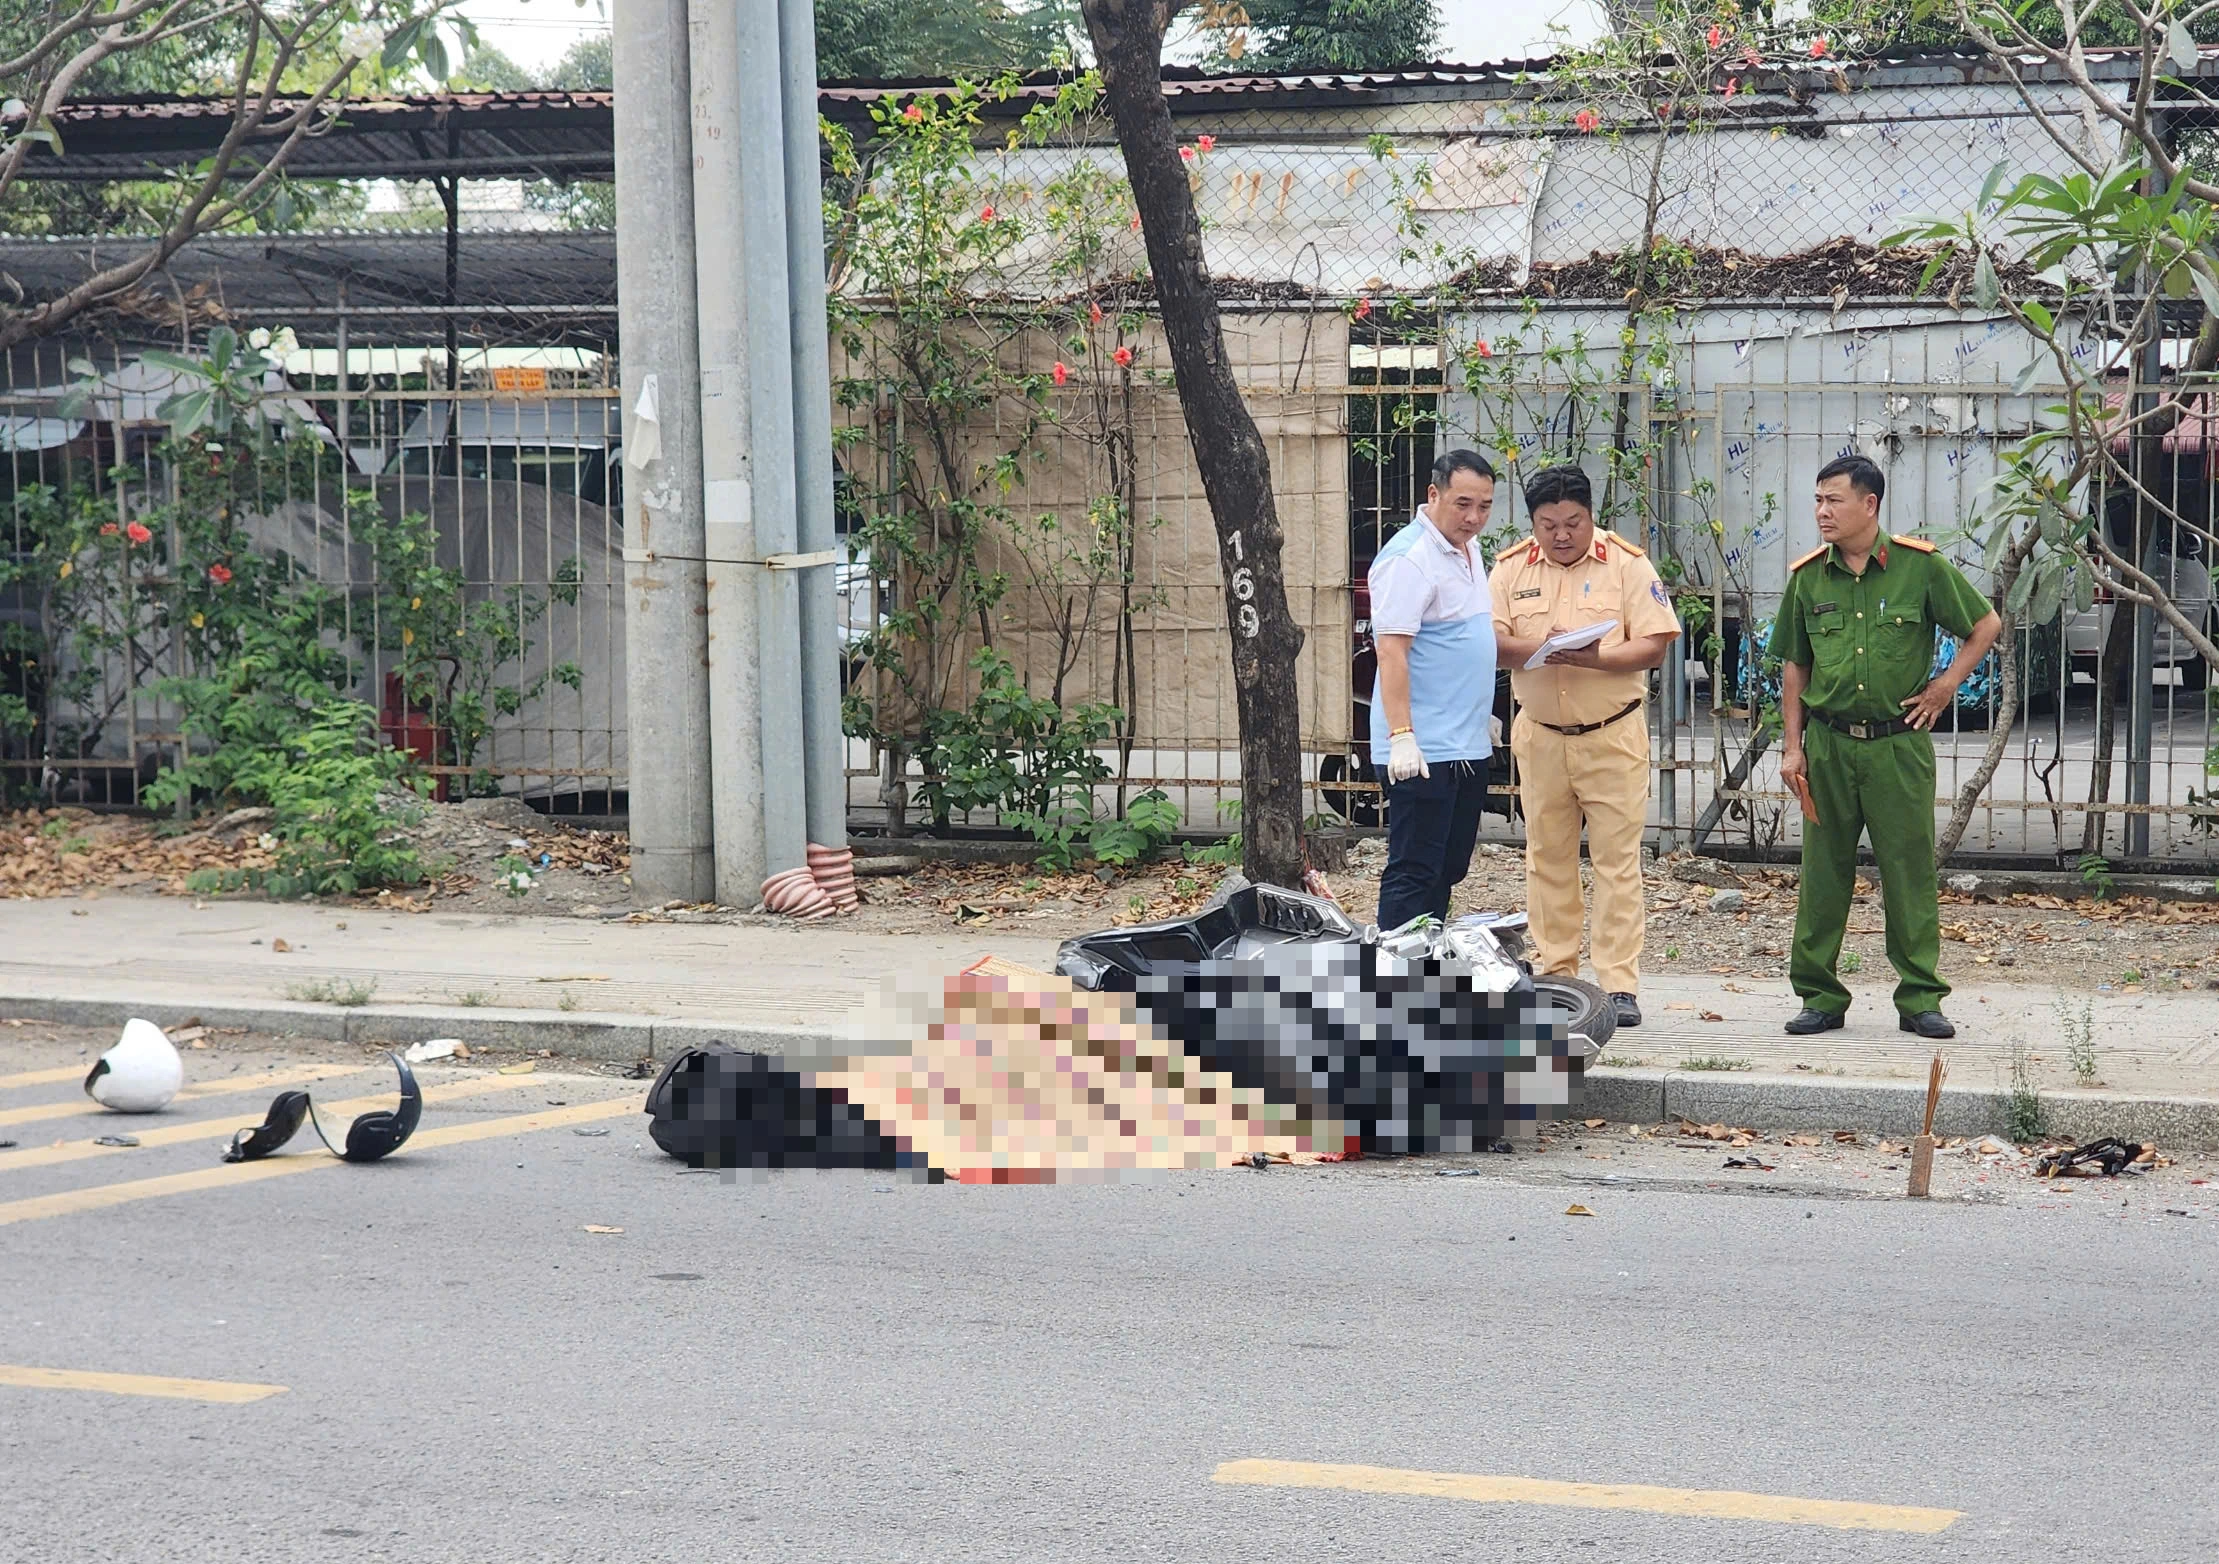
1834, 1130, 1860, 1144
1699, 1009, 1725, 1022
1782, 1134, 1822, 1147
582, 1224, 624, 1235
498, 1060, 537, 1075
271, 938, 290, 953
1564, 1203, 1595, 1217
1665, 1002, 1696, 1012
1583, 1118, 1606, 1129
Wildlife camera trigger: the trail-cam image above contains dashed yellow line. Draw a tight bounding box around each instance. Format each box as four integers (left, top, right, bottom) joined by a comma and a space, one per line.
0, 1065, 90, 1090
1212, 1460, 1963, 1535
0, 1096, 637, 1226
0, 1072, 551, 1172
0, 1062, 345, 1128
0, 1362, 286, 1405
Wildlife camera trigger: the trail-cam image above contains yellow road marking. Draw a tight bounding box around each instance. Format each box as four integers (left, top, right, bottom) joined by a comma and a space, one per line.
0, 1073, 550, 1172
0, 1062, 346, 1128
0, 1065, 91, 1090
0, 1096, 637, 1226
0, 1363, 286, 1405
1211, 1460, 1963, 1535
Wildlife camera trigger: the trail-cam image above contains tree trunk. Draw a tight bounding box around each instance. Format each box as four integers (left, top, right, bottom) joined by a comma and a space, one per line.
1082, 0, 1308, 888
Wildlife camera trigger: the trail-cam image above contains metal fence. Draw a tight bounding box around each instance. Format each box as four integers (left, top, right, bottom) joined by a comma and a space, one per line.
0, 336, 625, 810
8, 61, 2218, 865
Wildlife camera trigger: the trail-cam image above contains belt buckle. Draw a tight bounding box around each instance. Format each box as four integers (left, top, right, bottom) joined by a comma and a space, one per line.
1848, 721, 1872, 740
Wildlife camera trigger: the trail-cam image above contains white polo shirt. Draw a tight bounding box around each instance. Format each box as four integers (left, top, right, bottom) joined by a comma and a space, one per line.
1367, 508, 1496, 766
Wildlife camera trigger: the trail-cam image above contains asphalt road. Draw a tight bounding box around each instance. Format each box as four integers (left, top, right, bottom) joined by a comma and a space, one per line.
5, 1035, 2216, 1563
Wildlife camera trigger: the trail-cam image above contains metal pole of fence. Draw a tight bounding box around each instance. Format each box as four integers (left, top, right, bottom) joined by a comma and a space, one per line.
688, 0, 767, 903
1653, 409, 1683, 853
778, 0, 848, 852
612, 0, 716, 901
2128, 179, 2161, 862
737, 0, 810, 884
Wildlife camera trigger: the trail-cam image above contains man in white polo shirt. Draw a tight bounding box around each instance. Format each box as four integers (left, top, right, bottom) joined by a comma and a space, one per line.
1369, 449, 1499, 929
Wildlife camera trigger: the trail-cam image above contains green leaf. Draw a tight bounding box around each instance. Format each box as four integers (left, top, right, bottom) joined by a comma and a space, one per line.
1972, 252, 2001, 310
418, 29, 451, 82
2028, 558, 2065, 626
2006, 561, 2038, 616
1979, 159, 2011, 210
2189, 263, 2219, 320
2071, 564, 2095, 615
2170, 20, 2200, 75
2020, 299, 2054, 335
1916, 250, 1951, 296
382, 18, 422, 71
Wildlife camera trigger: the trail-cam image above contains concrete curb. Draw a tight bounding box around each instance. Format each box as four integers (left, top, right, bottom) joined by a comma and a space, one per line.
9, 988, 2214, 1148
0, 991, 851, 1064
1582, 1066, 2219, 1150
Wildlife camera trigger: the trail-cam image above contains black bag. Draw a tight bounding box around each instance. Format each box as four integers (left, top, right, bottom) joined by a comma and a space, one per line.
644, 1044, 928, 1173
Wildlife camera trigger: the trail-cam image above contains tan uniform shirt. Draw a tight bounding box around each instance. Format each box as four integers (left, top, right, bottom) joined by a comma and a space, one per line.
1487, 530, 1682, 726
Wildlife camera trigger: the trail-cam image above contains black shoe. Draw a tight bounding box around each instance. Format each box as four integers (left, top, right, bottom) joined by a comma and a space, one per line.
1899, 1011, 1956, 1039
1610, 992, 1642, 1028
1784, 1007, 1845, 1036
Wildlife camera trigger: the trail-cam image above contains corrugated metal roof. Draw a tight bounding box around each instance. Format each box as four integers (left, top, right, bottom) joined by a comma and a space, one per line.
20, 46, 2215, 183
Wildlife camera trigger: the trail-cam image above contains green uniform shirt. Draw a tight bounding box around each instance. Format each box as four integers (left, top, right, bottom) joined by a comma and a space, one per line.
1770, 535, 1993, 721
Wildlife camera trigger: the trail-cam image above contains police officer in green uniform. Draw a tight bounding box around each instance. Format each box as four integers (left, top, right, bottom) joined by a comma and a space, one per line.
1772, 455, 2001, 1040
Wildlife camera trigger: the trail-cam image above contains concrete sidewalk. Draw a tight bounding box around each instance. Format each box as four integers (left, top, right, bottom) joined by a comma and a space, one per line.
4, 896, 2217, 1143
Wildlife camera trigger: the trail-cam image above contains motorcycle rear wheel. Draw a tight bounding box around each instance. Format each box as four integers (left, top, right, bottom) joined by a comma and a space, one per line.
1530, 974, 1616, 1053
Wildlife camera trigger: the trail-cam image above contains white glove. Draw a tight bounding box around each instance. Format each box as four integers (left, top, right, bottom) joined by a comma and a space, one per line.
1388, 729, 1429, 782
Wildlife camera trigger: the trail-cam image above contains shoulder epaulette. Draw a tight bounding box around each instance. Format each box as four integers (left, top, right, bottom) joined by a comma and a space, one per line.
1890, 533, 1937, 553
1514, 537, 1542, 566
1602, 529, 1647, 558
1789, 545, 1828, 570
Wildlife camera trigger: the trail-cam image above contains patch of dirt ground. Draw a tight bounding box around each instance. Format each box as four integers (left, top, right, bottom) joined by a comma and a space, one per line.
6, 805, 2218, 995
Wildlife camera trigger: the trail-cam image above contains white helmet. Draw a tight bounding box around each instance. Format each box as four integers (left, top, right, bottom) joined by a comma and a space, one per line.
84, 1018, 183, 1113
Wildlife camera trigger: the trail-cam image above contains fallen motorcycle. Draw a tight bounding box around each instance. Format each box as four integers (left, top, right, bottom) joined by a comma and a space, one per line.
1051, 878, 1610, 1155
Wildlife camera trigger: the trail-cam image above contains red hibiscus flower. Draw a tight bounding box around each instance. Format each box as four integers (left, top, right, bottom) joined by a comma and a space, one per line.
1113, 345, 1133, 367
1090, 301, 1104, 325
208, 563, 233, 585
1574, 108, 1600, 133
1473, 339, 1494, 359
1353, 298, 1373, 321
902, 103, 924, 123
1707, 25, 1722, 48
99, 522, 119, 537
125, 522, 152, 545
1809, 36, 1829, 57
1197, 135, 1216, 152
1052, 362, 1068, 386
979, 204, 995, 222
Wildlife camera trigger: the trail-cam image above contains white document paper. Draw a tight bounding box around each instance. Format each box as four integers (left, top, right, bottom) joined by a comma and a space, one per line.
1523, 619, 1617, 671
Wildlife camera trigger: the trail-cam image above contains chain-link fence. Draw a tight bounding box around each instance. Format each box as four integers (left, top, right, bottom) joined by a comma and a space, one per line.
9, 58, 2216, 864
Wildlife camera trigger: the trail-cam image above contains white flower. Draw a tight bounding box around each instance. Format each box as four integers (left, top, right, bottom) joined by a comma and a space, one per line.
340, 22, 384, 61
247, 327, 272, 350
257, 832, 277, 850
271, 326, 299, 357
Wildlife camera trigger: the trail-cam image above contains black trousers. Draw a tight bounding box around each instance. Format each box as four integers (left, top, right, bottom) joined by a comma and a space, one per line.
1376, 759, 1489, 930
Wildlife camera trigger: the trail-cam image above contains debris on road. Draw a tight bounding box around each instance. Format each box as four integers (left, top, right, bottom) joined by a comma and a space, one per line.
497, 1060, 537, 1075
223, 1053, 421, 1165
92, 1134, 140, 1148
1565, 1203, 1596, 1217
403, 1038, 465, 1063
583, 1224, 624, 1234
1723, 1156, 1776, 1171
2036, 1138, 2157, 1179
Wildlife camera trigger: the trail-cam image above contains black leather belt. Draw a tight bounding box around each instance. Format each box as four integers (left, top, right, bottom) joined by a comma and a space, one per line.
1812, 711, 1915, 740
1535, 698, 1642, 736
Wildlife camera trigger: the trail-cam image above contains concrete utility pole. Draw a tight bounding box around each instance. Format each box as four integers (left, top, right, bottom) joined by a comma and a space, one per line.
613, 0, 715, 903
734, 0, 810, 877
780, 0, 849, 851
688, 0, 768, 904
